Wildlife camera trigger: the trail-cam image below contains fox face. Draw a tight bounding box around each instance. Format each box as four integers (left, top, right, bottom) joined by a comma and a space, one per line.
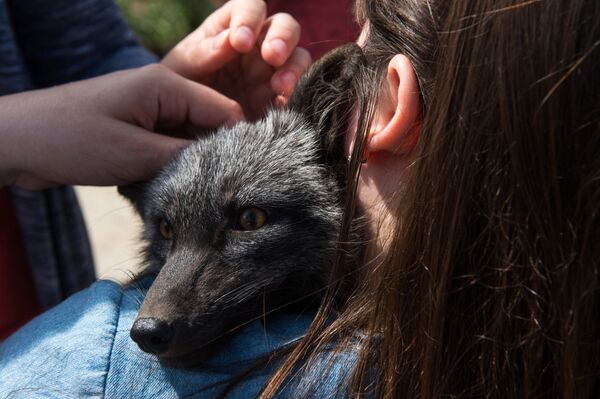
122, 44, 366, 364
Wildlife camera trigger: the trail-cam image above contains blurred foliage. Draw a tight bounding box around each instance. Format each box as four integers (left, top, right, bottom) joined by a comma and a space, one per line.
116, 0, 215, 56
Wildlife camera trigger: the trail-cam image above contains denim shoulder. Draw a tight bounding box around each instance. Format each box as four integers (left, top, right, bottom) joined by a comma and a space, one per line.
0, 279, 357, 398
0, 279, 123, 397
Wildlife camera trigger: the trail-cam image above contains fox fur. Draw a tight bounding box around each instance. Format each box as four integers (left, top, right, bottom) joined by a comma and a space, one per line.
121, 44, 366, 363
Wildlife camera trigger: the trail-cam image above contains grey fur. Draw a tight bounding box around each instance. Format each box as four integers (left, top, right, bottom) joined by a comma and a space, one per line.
121, 44, 366, 363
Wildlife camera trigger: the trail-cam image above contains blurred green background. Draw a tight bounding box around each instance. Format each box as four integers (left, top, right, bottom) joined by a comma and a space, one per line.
116, 0, 216, 56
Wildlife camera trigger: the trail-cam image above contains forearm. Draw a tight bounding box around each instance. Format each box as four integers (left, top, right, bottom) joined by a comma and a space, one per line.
0, 91, 35, 186
0, 86, 70, 187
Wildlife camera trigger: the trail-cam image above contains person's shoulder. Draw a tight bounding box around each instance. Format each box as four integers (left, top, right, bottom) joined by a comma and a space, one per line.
0, 278, 328, 398
105, 280, 316, 398
0, 279, 124, 398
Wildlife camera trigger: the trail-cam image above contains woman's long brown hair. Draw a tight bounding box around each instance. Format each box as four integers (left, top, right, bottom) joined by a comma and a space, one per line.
262, 0, 600, 397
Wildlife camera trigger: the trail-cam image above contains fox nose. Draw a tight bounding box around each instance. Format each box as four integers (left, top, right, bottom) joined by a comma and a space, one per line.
130, 317, 174, 354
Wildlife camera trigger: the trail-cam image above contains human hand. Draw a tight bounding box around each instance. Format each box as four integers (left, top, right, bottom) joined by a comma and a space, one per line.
161, 0, 312, 119
0, 65, 243, 190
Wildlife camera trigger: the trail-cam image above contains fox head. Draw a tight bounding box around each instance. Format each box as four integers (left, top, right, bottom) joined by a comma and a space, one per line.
121, 44, 366, 363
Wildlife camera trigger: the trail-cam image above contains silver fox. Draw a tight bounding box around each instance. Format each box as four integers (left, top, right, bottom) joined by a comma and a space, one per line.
121, 44, 365, 364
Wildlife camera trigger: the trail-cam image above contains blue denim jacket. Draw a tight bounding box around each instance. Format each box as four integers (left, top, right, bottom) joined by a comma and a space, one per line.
0, 279, 352, 398
0, 0, 156, 310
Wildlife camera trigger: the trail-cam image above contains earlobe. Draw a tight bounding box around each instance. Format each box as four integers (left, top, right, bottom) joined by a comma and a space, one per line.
367, 54, 421, 155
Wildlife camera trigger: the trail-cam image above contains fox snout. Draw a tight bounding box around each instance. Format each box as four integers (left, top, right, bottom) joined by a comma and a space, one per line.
130, 286, 186, 357
130, 317, 174, 355
130, 249, 212, 357
130, 249, 267, 359
130, 290, 230, 359
130, 313, 230, 362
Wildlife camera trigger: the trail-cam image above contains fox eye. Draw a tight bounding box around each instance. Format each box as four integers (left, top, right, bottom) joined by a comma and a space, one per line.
159, 219, 173, 240
238, 207, 267, 231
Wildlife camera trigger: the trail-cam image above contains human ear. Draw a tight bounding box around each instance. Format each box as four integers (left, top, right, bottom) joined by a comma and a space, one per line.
368, 54, 421, 155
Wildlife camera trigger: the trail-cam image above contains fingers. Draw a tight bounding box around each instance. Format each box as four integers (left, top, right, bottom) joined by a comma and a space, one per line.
215, 2, 302, 67
226, 0, 267, 53
11, 123, 192, 189
153, 67, 245, 128
260, 13, 301, 67
112, 128, 193, 184
163, 0, 304, 79
162, 29, 237, 82
270, 47, 312, 97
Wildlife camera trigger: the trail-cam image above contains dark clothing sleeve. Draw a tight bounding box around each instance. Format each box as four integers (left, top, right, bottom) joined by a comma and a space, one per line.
7, 0, 157, 87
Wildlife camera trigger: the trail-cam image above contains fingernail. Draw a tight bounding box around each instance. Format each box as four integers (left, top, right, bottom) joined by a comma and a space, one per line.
279, 71, 297, 93
212, 29, 230, 51
234, 26, 254, 50
268, 38, 287, 57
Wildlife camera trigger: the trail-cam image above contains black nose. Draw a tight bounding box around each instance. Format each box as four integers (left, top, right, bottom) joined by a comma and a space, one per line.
130, 317, 174, 355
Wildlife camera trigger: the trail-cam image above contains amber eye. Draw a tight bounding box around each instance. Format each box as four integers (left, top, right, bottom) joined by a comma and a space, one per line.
159, 219, 173, 240
238, 207, 268, 231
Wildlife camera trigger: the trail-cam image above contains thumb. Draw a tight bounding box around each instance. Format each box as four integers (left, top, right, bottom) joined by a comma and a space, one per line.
153, 70, 245, 130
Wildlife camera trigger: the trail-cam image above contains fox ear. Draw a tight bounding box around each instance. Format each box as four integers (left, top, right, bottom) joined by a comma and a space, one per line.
288, 43, 366, 185
118, 182, 149, 217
